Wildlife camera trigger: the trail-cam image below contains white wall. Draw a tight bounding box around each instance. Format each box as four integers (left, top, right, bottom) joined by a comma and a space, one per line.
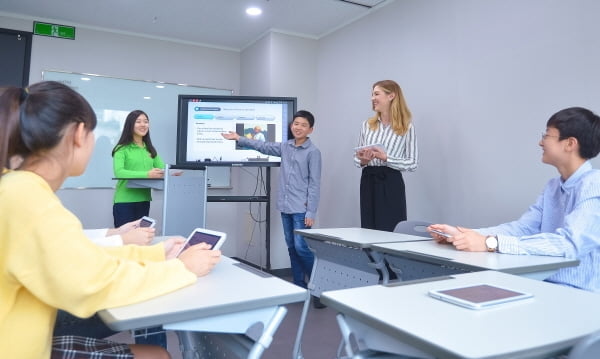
315, 0, 600, 230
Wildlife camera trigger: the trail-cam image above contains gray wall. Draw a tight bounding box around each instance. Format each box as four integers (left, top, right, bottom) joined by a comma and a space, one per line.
3, 0, 600, 269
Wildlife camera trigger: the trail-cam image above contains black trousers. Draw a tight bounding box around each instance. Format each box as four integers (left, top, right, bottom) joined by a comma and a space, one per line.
360, 166, 407, 232
112, 201, 150, 227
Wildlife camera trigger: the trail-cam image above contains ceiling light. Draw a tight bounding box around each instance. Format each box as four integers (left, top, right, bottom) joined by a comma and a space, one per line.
246, 7, 262, 16
81, 77, 91, 81
155, 85, 165, 89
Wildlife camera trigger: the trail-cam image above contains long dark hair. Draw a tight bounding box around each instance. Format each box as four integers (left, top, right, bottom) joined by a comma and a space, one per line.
0, 81, 96, 178
111, 109, 158, 158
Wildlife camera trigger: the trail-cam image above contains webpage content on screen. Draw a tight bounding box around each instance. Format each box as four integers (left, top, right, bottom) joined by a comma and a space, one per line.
186, 100, 288, 162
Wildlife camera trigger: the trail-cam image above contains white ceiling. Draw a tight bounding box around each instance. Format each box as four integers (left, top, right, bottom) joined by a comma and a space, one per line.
0, 0, 391, 51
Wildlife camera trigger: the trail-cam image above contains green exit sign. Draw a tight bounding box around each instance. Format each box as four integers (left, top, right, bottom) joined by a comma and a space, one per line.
33, 21, 75, 40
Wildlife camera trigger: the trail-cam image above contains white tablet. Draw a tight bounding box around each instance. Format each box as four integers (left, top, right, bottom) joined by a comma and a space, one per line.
139, 216, 156, 228
428, 284, 533, 310
176, 228, 227, 257
354, 143, 385, 152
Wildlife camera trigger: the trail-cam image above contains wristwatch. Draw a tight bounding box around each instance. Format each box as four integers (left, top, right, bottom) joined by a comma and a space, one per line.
485, 235, 498, 252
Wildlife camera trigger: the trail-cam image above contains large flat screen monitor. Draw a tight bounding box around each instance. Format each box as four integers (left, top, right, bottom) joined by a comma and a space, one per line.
176, 95, 296, 167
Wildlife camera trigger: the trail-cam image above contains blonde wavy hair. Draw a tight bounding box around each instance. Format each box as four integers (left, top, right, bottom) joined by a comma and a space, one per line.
368, 80, 412, 136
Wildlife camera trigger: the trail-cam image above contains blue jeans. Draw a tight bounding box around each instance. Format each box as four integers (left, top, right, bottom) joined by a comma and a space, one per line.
281, 213, 315, 288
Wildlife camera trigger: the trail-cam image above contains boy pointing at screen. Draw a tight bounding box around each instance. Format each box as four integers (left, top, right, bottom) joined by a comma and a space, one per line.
222, 110, 324, 307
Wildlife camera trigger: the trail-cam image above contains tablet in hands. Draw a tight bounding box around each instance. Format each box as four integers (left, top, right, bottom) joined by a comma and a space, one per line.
176, 228, 227, 257
139, 216, 156, 228
354, 143, 385, 152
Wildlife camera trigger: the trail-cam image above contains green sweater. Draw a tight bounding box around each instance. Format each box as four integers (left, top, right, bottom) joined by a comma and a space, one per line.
113, 143, 165, 203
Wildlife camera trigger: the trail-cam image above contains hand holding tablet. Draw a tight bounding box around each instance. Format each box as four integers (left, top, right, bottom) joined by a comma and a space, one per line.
354, 143, 385, 153
175, 228, 227, 257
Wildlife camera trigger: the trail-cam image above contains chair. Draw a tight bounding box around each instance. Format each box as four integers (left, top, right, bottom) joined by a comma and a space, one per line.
569, 330, 600, 359
393, 220, 432, 237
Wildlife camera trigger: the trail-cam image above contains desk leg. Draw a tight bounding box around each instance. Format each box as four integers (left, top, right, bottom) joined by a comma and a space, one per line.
176, 331, 203, 359
292, 295, 311, 359
247, 306, 288, 359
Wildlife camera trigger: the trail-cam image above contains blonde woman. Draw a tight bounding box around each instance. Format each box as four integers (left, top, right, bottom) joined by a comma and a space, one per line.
354, 80, 418, 231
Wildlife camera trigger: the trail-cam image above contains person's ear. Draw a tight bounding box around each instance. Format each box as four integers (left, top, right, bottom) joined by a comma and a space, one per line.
73, 122, 87, 148
565, 137, 579, 152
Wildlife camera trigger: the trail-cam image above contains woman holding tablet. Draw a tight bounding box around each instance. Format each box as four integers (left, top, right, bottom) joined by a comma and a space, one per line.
0, 82, 221, 358
354, 80, 418, 231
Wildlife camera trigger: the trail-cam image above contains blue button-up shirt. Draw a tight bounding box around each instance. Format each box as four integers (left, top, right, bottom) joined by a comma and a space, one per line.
478, 161, 600, 292
237, 137, 321, 219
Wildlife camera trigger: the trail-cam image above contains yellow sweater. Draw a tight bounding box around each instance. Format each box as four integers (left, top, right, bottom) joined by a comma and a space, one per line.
0, 170, 197, 358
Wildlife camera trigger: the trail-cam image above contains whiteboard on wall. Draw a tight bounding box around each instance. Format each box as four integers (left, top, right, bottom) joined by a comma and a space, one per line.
42, 70, 232, 189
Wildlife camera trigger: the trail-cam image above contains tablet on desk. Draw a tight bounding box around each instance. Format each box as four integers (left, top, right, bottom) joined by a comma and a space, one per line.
428, 284, 533, 310
176, 228, 227, 257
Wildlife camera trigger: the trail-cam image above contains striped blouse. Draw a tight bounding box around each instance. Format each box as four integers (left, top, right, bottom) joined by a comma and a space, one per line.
353, 118, 418, 171
477, 161, 600, 292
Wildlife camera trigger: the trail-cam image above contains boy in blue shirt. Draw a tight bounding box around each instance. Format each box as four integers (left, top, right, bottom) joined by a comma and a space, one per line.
222, 110, 322, 303
429, 107, 600, 292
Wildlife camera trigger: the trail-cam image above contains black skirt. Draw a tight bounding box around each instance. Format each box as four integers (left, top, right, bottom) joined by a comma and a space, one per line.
360, 166, 407, 232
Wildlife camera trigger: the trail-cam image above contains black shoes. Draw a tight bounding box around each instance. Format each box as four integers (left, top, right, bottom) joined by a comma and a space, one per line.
312, 295, 326, 309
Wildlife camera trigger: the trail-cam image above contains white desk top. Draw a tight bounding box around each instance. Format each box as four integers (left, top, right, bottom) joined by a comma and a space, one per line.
372, 240, 579, 275
295, 227, 431, 248
322, 270, 600, 359
98, 257, 307, 331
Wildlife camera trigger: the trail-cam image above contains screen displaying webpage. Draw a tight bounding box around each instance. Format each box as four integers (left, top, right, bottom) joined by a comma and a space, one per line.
184, 99, 291, 163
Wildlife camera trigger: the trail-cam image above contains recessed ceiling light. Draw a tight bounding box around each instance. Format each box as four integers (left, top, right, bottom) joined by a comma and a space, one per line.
81, 77, 91, 81
143, 96, 151, 100
155, 85, 165, 89
246, 7, 262, 16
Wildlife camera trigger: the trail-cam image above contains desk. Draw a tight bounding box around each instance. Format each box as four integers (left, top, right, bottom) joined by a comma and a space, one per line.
98, 256, 307, 359
372, 241, 580, 281
322, 270, 600, 359
292, 228, 430, 359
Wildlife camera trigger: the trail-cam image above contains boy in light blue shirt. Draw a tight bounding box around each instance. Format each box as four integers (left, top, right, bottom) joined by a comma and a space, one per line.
430, 107, 600, 292
222, 110, 322, 301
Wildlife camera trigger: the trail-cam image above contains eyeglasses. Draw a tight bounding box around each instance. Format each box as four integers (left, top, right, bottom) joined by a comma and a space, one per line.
541, 132, 560, 141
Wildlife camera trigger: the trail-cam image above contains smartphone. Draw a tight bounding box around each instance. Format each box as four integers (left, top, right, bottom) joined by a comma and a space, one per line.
176, 228, 227, 257
139, 216, 156, 228
429, 229, 452, 238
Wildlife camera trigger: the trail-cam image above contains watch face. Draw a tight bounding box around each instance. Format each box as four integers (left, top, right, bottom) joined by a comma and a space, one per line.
486, 236, 498, 249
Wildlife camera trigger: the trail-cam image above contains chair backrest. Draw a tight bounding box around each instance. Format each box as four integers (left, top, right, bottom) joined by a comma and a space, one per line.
393, 220, 432, 237
569, 330, 600, 359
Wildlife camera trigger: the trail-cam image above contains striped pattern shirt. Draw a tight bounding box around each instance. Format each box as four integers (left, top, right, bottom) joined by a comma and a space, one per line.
353, 119, 418, 171
478, 161, 600, 292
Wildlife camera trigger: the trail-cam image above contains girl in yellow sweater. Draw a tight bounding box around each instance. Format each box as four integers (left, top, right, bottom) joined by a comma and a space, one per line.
0, 81, 221, 358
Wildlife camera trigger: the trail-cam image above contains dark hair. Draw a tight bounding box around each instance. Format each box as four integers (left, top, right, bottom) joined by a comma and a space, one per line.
111, 110, 158, 158
294, 110, 315, 128
0, 81, 96, 178
547, 107, 600, 159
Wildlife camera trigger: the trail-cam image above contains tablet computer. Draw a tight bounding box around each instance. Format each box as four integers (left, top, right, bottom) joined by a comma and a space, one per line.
139, 216, 156, 228
428, 284, 533, 310
176, 228, 227, 257
354, 143, 385, 152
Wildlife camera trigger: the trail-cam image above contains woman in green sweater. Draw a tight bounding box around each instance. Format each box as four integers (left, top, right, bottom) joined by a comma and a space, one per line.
112, 110, 164, 227
112, 109, 169, 348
